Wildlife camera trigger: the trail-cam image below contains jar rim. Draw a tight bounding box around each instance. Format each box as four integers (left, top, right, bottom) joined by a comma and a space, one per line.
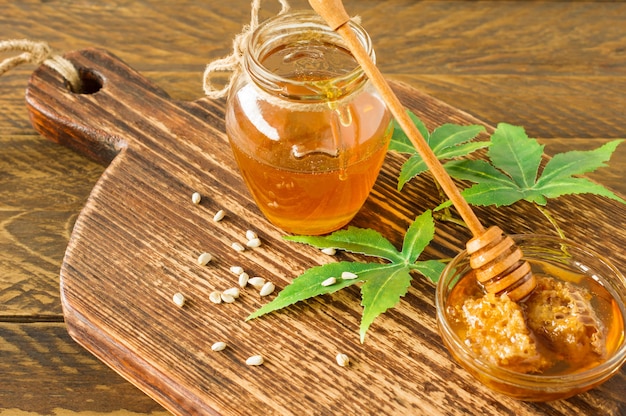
244, 10, 374, 102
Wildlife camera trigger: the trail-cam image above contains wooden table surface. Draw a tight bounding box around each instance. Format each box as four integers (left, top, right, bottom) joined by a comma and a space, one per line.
1, 1, 625, 415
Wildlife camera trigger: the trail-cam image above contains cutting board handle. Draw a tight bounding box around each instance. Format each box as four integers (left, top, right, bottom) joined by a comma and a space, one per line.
25, 48, 175, 165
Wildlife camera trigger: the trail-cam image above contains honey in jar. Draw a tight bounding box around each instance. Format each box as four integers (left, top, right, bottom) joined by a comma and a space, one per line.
225, 11, 392, 235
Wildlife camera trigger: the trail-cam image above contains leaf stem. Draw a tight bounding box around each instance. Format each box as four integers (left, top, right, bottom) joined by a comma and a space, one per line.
433, 179, 469, 228
533, 203, 566, 239
433, 210, 468, 228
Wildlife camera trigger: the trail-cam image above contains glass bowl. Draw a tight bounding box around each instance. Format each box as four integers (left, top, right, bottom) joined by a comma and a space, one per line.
436, 235, 626, 401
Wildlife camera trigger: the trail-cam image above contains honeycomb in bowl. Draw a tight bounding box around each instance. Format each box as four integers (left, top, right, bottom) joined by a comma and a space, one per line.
523, 276, 606, 365
459, 293, 551, 373
452, 274, 608, 375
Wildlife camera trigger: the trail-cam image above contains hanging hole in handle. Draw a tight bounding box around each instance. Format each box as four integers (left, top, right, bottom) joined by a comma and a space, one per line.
72, 67, 103, 94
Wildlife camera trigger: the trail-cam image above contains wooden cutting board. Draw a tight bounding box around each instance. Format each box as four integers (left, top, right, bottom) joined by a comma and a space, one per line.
24, 48, 626, 415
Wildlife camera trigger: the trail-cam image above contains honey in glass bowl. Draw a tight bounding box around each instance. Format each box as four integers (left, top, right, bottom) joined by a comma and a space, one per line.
225, 11, 392, 235
436, 235, 626, 401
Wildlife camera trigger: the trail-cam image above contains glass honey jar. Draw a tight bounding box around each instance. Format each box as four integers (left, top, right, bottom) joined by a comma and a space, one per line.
225, 10, 393, 235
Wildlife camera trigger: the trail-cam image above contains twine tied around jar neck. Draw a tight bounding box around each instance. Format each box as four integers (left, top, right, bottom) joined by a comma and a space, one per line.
202, 0, 292, 100
0, 39, 82, 93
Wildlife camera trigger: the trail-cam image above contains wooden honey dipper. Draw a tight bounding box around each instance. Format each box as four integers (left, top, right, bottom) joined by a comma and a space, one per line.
309, 0, 536, 301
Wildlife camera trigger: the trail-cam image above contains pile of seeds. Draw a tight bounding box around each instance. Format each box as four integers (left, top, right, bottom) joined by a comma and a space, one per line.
207, 263, 276, 305
169, 191, 352, 368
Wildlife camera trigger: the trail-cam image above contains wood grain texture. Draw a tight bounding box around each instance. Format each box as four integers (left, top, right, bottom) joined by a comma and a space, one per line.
1, 0, 625, 414
22, 47, 626, 415
0, 323, 167, 415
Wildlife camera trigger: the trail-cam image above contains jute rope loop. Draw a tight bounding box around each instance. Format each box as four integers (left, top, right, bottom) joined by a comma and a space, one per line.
0, 39, 82, 92
202, 0, 291, 99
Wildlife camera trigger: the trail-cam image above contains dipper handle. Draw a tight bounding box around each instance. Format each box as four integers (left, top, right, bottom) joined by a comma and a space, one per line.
310, 0, 484, 236
309, 0, 536, 301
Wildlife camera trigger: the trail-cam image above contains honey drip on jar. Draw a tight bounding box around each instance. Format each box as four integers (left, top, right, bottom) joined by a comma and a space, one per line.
226, 39, 392, 235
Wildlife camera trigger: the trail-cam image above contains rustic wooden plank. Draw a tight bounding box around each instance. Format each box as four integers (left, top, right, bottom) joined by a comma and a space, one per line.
0, 322, 168, 415
3, 0, 626, 138
360, 1, 626, 139
2, 1, 626, 414
392, 73, 626, 140
0, 134, 102, 318
21, 47, 625, 415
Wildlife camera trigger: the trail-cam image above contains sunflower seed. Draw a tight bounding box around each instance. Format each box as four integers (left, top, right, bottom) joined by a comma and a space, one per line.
211, 341, 227, 352
230, 265, 244, 275
336, 353, 350, 367
248, 277, 266, 289
231, 242, 245, 252
223, 287, 240, 298
321, 277, 337, 287
238, 272, 250, 288
246, 238, 262, 248
213, 209, 225, 222
221, 293, 236, 303
172, 292, 186, 307
191, 192, 202, 204
341, 271, 358, 280
197, 252, 213, 266
209, 291, 222, 304
259, 281, 275, 297
246, 355, 264, 366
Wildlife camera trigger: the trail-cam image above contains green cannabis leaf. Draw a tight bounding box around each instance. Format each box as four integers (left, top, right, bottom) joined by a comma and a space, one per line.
247, 211, 445, 343
389, 111, 488, 191
440, 123, 626, 207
